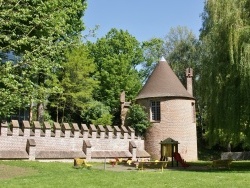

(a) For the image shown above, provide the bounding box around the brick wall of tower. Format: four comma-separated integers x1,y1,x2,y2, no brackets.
137,97,198,161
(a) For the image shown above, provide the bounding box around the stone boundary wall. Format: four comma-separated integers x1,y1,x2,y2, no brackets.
221,152,250,160
0,120,149,161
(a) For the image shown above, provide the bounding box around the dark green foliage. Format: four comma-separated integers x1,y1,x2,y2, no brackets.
81,101,113,126
126,104,150,135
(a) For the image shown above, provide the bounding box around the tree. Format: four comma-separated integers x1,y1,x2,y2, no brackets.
81,101,113,126
165,26,201,84
0,0,87,122
48,45,98,123
141,27,201,85
200,0,250,148
0,62,26,120
140,38,165,82
88,28,144,123
126,104,150,136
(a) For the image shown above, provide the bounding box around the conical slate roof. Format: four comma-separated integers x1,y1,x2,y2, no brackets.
136,58,193,100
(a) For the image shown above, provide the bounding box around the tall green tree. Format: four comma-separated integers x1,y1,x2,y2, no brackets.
140,38,165,82
88,28,144,123
165,26,201,84
48,45,98,123
141,26,201,85
200,0,250,148
0,0,86,122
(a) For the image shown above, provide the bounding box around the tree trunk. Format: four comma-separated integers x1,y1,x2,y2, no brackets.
29,99,33,122
37,102,44,123
56,106,59,123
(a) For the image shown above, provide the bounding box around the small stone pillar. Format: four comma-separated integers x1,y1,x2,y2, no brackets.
105,125,113,139
53,122,61,137
62,123,71,138
83,140,92,161
127,126,135,140
89,124,97,139
44,122,51,137
1,121,8,136
81,124,89,140
11,120,20,136
33,121,41,137
72,123,79,138
23,121,31,137
97,125,105,139
129,141,137,161
121,126,128,139
26,139,36,161
114,126,121,139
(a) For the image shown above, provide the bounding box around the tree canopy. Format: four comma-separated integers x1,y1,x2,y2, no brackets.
48,45,98,123
200,0,250,148
141,26,200,85
0,0,87,122
88,28,144,123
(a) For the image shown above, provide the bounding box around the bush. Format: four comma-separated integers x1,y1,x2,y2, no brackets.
81,101,113,126
126,104,150,135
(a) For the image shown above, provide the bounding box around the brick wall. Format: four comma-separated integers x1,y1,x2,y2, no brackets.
0,121,147,161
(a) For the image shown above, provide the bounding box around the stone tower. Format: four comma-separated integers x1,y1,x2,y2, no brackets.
136,57,197,161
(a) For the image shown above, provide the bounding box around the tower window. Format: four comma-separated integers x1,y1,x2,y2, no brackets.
151,101,160,121
192,102,196,123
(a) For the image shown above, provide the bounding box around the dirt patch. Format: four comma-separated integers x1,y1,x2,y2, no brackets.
0,164,38,180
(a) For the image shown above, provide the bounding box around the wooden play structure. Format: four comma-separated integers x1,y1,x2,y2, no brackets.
160,138,189,167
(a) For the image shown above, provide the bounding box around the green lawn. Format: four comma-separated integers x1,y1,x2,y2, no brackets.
0,160,250,188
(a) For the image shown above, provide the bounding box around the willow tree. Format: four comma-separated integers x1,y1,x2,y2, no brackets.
200,0,250,148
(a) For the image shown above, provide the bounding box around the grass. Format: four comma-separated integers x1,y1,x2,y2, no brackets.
0,160,250,188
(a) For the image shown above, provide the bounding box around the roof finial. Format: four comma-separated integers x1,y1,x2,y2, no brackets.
160,56,166,62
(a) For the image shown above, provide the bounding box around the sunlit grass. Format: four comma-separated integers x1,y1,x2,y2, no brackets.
0,160,250,188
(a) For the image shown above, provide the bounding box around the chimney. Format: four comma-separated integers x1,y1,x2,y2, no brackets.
120,91,131,126
186,68,193,96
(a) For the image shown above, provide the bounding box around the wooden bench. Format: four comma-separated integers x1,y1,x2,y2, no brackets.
136,161,168,171
74,158,92,169
211,159,232,169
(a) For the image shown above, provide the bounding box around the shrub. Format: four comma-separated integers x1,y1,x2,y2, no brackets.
126,104,150,135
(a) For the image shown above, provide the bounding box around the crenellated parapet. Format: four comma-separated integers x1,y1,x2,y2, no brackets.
0,120,150,161
0,121,138,139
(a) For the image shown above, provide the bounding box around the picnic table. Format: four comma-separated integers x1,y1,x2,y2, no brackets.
74,158,92,169
136,161,168,171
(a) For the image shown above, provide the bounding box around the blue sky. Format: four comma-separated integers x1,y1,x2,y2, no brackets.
82,0,205,42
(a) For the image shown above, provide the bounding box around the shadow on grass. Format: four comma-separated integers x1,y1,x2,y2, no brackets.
75,160,250,173
171,161,250,173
